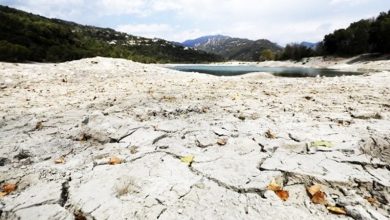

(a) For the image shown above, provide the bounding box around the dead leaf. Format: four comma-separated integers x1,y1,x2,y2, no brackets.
265,129,276,139
0,192,7,197
267,179,282,191
307,184,322,196
267,179,289,201
327,206,347,215
108,156,122,165
365,196,378,205
2,183,17,194
180,155,194,165
275,190,289,201
54,157,65,164
311,191,327,205
217,138,227,146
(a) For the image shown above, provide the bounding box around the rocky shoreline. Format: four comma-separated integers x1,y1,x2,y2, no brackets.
0,57,389,219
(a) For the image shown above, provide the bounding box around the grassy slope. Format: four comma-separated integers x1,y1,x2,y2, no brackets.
0,6,223,63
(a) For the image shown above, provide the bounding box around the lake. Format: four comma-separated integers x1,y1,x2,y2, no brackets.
167,65,363,77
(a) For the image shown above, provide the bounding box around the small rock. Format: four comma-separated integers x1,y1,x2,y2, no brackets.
238,115,246,121
217,138,227,146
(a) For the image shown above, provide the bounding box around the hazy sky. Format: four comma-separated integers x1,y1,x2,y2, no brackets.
1,0,389,44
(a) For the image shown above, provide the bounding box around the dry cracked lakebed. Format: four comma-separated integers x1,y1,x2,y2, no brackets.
0,57,389,220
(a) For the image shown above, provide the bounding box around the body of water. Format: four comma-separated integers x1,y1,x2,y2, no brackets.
168,65,363,77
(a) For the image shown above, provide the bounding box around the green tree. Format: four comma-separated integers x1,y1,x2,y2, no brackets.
322,10,390,56
370,11,390,53
259,49,275,61
349,20,371,54
0,40,31,61
280,44,314,61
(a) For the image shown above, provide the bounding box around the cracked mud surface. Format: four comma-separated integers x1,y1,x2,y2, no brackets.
0,57,389,219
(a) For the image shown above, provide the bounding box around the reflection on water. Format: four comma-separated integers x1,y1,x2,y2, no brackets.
167,65,363,77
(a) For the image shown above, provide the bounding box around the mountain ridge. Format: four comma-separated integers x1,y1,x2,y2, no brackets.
182,35,282,61
182,35,231,48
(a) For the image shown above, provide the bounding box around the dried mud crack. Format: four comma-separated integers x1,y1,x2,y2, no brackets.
1,57,389,220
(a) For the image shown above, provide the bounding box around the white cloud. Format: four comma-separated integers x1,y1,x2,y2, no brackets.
169,29,212,42
151,1,181,12
96,0,180,16
117,23,213,42
2,0,389,44
1,0,94,24
98,0,147,15
117,23,172,38
330,0,369,5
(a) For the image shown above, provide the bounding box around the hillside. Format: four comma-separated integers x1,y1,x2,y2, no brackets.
0,6,222,63
182,35,282,61
182,35,231,48
322,10,390,56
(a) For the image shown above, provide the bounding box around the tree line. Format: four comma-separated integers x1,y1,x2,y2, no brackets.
260,10,390,61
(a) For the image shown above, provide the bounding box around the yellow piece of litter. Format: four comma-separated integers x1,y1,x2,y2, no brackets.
180,155,194,165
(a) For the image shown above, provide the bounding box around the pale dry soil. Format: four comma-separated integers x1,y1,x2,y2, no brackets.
0,57,389,220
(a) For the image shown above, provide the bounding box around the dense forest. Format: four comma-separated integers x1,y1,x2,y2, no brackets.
278,10,390,60
0,6,222,63
322,11,390,56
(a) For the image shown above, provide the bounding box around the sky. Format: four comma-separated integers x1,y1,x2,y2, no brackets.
1,0,389,45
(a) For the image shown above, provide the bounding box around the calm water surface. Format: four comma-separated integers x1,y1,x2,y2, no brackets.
168,65,363,77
